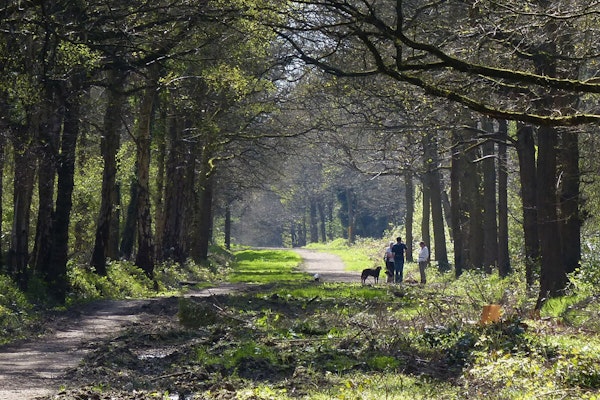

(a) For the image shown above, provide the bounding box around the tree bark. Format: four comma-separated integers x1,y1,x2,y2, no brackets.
482,118,498,273
318,199,327,243
9,124,36,290
134,73,158,278
91,71,125,275
119,172,138,259
558,131,581,274
309,198,319,243
31,85,60,277
423,132,449,271
465,137,484,270
346,188,355,244
450,128,465,276
497,119,511,277
47,77,81,303
0,134,5,265
153,110,167,257
421,178,431,256
161,116,187,263
516,124,540,288
404,169,414,262
430,174,449,271
536,125,568,308
193,174,214,261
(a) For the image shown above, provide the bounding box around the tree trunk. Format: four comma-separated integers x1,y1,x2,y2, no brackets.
161,117,187,263
441,190,453,241
91,71,125,275
464,137,484,270
31,85,60,277
450,128,465,277
558,131,581,274
318,199,327,243
193,174,214,261
404,169,414,262
134,74,158,278
153,110,167,257
482,118,498,273
119,172,138,259
423,131,448,271
47,78,81,303
9,125,36,290
0,134,5,264
497,119,511,277
536,125,568,308
516,124,540,288
108,183,121,260
309,198,318,243
533,8,569,309
224,201,232,250
421,179,431,255
346,188,355,244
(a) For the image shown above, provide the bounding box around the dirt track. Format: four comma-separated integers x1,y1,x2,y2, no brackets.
0,249,354,400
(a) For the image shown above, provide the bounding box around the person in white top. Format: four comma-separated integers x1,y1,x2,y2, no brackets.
417,241,429,284
384,242,395,283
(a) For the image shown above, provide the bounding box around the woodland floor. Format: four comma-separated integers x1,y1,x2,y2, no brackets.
0,249,356,400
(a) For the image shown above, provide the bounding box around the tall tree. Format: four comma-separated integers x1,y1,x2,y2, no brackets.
423,130,449,271
516,124,540,288
497,120,511,277
90,70,126,275
133,68,159,278
481,118,498,273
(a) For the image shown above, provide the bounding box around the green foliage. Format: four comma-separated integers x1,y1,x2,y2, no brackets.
67,260,156,303
55,42,101,75
70,154,104,260
366,355,401,371
0,275,34,344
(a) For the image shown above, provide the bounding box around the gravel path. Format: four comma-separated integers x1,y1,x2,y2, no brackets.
0,249,354,399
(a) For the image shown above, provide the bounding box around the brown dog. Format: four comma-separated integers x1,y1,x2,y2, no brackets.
361,266,382,284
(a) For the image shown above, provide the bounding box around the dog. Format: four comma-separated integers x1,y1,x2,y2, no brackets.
361,266,382,284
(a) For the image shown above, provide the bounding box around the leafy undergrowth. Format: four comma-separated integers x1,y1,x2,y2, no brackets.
42,279,600,400
24,247,600,399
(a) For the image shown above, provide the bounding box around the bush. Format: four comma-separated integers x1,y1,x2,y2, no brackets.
0,275,34,344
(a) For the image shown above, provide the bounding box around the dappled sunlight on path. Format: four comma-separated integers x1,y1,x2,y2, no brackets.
293,248,358,283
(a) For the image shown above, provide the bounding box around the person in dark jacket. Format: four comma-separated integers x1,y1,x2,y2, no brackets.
391,237,407,283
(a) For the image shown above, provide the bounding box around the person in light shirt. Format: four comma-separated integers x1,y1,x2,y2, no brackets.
417,241,429,284
384,241,395,283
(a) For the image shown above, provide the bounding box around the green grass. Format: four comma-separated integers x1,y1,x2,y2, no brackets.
305,238,378,271
229,249,310,284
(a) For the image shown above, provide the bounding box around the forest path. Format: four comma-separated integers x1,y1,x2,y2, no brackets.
0,249,355,400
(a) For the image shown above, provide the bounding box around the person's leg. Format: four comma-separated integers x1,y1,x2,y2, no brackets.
395,260,404,283
419,261,426,284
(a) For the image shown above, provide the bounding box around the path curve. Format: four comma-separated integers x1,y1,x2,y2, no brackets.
0,249,355,399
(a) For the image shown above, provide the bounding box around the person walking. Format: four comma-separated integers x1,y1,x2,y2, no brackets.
391,237,407,283
384,241,395,283
418,241,429,284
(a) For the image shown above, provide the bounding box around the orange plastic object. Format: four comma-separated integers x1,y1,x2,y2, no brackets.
480,304,502,324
